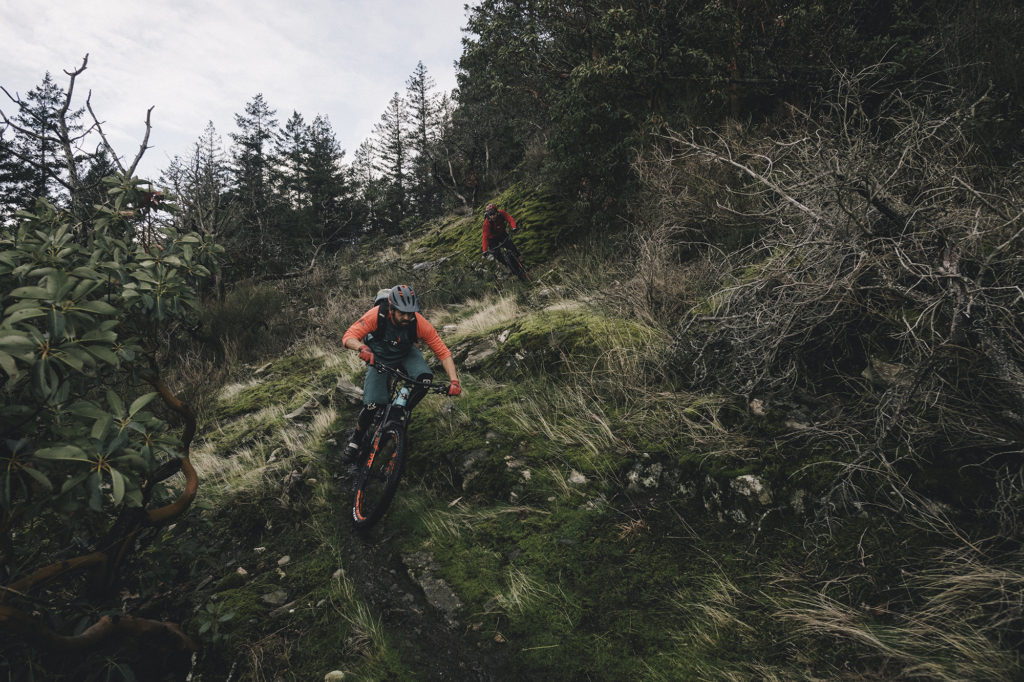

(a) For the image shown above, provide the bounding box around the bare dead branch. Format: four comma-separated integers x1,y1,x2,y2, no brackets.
85,90,127,175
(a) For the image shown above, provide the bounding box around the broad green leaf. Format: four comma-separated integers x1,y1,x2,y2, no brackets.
5,307,47,324
112,453,147,469
33,360,52,397
0,350,19,380
76,300,117,315
48,309,66,340
106,389,125,416
109,467,125,504
71,266,102,279
80,328,117,342
87,472,102,511
0,335,35,351
21,466,53,491
67,401,107,419
128,391,158,416
92,414,113,440
10,286,52,300
61,471,90,493
85,344,119,365
71,277,101,300
53,350,85,372
34,445,88,461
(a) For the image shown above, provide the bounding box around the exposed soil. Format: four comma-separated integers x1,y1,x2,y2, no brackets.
340,514,510,681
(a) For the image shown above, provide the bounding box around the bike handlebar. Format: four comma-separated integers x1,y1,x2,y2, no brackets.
373,363,451,394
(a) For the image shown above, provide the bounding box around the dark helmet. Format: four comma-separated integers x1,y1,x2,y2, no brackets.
388,284,420,313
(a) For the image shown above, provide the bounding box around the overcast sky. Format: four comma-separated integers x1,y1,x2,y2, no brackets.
0,0,471,179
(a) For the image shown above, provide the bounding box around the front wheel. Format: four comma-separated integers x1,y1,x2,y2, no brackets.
351,423,407,528
500,244,530,282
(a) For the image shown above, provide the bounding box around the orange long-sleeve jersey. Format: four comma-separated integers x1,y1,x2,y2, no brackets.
342,306,452,362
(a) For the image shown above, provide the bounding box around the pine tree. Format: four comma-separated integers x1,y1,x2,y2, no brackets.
5,73,81,209
353,139,387,233
304,114,354,248
229,94,278,268
161,122,235,240
405,61,441,217
161,121,234,294
372,92,409,230
271,110,308,211
0,128,33,226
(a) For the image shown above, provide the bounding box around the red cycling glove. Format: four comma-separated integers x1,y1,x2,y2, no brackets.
358,345,374,366
448,379,462,396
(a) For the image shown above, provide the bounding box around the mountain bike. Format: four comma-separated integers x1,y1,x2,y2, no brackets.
490,234,530,282
350,363,451,529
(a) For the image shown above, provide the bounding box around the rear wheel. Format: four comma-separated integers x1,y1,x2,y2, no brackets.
351,423,407,528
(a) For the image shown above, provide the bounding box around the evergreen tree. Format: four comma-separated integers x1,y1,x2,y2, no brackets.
405,61,441,217
5,73,81,209
304,114,355,248
371,92,409,230
353,139,387,233
77,146,120,225
0,128,32,226
161,121,235,293
431,92,472,210
229,93,278,269
271,110,308,211
161,122,235,241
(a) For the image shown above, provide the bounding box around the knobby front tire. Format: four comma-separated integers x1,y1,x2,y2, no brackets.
351,423,407,529
499,245,530,282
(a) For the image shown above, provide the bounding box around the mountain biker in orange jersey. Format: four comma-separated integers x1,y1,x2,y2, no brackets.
341,284,461,460
481,203,518,255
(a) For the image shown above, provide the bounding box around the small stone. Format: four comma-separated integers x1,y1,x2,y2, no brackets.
277,555,291,566
325,670,347,681
236,567,248,577
262,589,288,606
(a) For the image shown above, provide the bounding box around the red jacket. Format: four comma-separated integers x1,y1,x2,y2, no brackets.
481,209,517,252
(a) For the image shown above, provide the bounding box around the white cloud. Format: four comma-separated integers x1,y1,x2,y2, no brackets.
0,0,469,178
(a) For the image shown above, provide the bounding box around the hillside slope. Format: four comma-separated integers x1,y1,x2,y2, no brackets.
143,168,1022,681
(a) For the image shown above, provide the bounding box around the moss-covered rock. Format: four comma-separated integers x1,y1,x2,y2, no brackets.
412,181,570,266
468,303,663,378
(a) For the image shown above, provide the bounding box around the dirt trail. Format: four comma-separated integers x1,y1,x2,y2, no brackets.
338,504,508,680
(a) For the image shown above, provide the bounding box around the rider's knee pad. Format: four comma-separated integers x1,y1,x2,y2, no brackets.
416,373,433,385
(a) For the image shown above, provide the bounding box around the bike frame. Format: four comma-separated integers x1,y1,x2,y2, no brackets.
361,364,449,455
491,235,530,281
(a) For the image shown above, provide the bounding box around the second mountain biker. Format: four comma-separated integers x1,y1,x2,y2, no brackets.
481,203,527,280
341,284,462,460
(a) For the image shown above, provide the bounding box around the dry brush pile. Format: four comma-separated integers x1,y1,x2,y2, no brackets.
626,68,1024,676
